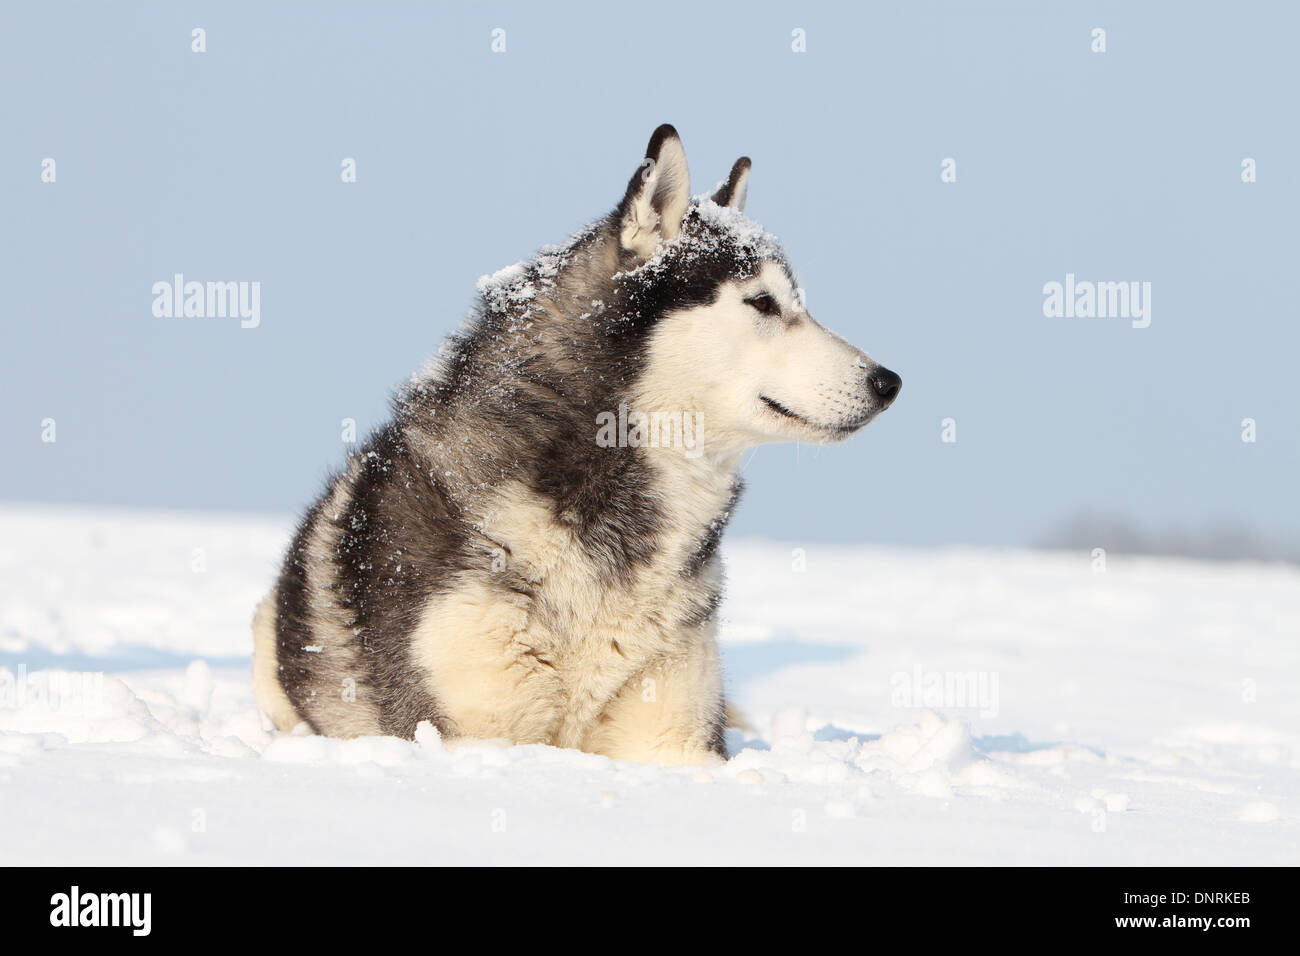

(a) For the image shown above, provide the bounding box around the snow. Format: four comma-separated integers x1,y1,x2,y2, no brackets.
473,230,593,315
1,505,1297,865
617,196,786,284
692,193,783,256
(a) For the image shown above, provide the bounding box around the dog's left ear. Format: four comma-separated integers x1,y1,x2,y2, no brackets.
711,157,751,212
618,124,691,259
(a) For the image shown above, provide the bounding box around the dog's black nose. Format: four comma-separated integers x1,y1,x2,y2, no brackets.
869,367,902,406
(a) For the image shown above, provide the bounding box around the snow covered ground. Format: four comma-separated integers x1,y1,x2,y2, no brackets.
1,504,1296,865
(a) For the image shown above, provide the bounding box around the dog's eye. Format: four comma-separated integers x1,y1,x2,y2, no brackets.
745,293,779,317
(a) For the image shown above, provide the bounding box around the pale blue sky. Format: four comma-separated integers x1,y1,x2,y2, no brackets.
2,1,1296,547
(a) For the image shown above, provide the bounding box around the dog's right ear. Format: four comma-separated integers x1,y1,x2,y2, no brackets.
618,124,691,260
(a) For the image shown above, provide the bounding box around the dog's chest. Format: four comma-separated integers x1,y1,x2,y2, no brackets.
409,474,729,746
481,478,723,663
528,527,712,669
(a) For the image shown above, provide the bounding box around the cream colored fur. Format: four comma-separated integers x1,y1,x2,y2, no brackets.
251,593,300,732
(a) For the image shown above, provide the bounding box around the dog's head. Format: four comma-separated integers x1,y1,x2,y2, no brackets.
613,125,900,454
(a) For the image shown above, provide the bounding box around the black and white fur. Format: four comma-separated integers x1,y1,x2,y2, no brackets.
253,125,901,765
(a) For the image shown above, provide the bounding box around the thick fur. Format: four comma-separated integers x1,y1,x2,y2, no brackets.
253,125,900,766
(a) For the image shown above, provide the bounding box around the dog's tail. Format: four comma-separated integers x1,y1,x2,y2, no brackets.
251,590,304,732
725,700,754,732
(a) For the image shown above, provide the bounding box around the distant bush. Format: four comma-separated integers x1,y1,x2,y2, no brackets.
1035,510,1300,564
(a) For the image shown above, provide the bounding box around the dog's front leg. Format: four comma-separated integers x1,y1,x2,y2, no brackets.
581,632,727,766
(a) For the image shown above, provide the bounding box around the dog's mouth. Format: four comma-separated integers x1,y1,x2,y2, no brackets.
759,395,871,437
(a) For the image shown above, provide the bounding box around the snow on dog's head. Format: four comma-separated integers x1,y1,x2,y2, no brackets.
614,124,901,455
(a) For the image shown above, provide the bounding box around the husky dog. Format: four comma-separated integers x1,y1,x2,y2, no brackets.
253,125,901,765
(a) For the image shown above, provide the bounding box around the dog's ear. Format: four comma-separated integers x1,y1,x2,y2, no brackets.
711,157,751,212
618,124,691,259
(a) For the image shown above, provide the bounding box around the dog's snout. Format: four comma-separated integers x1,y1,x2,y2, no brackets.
868,367,902,406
